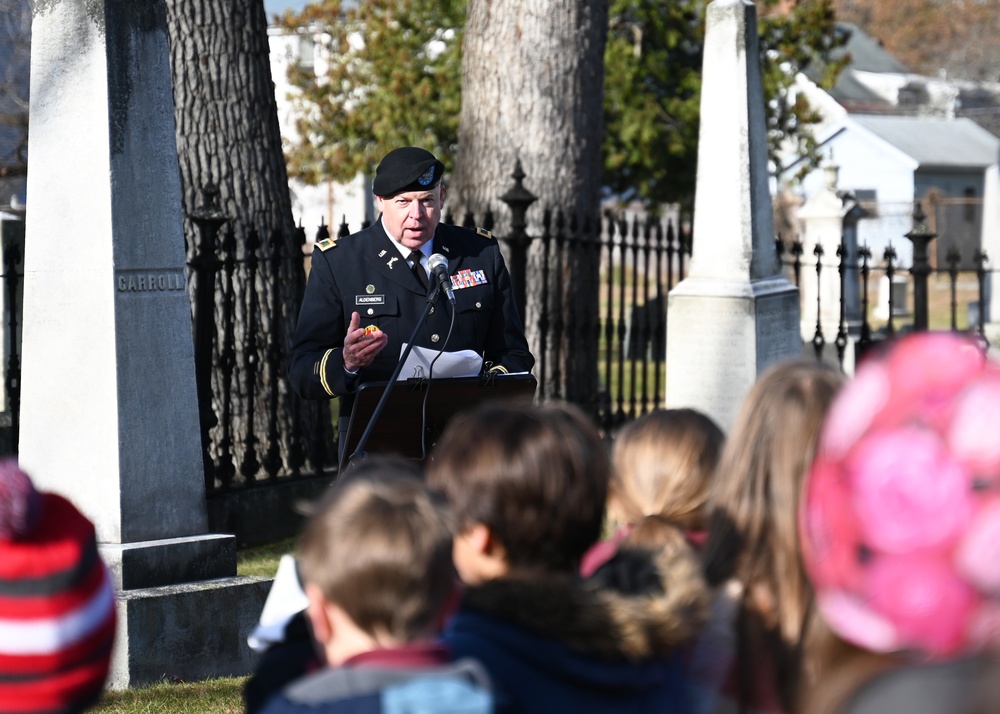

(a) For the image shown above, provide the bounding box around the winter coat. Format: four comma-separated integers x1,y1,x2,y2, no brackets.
443,545,709,713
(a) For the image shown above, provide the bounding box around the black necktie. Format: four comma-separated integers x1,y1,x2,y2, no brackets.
409,250,428,292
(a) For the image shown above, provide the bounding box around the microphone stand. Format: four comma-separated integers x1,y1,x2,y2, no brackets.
346,281,444,468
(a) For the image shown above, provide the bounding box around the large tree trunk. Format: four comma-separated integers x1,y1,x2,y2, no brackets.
164,0,324,485
454,0,608,404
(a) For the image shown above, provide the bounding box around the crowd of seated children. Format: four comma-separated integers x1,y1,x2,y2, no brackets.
247,333,1000,714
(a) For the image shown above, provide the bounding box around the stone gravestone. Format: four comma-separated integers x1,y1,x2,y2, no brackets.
797,162,863,372
665,0,801,430
19,0,268,687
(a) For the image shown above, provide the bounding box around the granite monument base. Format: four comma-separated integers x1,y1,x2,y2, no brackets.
666,276,801,430
108,575,272,690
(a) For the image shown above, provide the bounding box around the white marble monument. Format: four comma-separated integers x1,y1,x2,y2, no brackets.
19,0,267,688
665,0,801,430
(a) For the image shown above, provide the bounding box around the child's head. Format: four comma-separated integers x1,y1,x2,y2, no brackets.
297,458,453,656
0,460,116,714
427,401,609,581
803,332,1000,661
610,408,724,533
705,359,843,642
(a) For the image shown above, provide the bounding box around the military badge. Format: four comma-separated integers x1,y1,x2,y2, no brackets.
417,166,436,186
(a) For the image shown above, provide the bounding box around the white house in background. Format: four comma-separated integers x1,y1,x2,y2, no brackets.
798,115,1000,267
268,26,373,245
781,24,1000,269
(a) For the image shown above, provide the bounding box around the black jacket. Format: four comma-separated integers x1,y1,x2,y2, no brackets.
288,219,534,407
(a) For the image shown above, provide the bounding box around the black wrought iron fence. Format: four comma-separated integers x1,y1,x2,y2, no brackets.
187,187,334,496
5,185,995,503
0,214,23,457
777,201,993,371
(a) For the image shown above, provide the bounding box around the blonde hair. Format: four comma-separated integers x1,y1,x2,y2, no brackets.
610,408,724,533
297,458,454,642
704,359,843,711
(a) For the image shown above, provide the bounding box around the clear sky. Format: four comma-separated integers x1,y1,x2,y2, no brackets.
263,0,311,16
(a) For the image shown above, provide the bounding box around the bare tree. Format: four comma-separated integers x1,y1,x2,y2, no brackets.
164,0,322,484
454,0,609,403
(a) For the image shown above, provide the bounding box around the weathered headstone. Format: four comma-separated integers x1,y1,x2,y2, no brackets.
19,0,268,688
665,0,801,430
798,163,862,372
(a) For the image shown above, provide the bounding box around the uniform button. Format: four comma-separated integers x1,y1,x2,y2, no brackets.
367,308,374,315
475,301,482,309
429,306,435,315
431,334,440,343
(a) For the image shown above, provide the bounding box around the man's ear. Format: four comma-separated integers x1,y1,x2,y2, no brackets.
304,582,333,647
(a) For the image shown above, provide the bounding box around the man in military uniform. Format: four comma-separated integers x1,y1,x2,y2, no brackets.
288,147,534,460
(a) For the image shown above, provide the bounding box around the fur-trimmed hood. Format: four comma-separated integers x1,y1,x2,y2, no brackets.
455,543,709,662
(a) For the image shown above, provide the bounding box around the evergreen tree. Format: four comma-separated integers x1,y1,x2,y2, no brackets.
278,1,844,207
602,0,847,209
278,0,465,185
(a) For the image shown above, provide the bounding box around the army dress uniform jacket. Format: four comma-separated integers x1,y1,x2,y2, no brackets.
287,219,534,409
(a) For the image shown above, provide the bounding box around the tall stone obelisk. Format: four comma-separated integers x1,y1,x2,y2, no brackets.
665,0,801,430
19,0,267,687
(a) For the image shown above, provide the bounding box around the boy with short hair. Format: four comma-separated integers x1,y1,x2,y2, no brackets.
427,402,708,713
257,458,491,714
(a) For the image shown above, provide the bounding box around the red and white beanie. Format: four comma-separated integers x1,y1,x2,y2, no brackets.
0,459,116,713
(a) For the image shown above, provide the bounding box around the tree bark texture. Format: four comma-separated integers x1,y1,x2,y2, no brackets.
455,0,609,403
165,0,328,485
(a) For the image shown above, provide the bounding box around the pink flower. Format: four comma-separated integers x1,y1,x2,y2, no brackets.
802,459,863,591
887,333,985,401
867,555,978,658
948,374,1000,476
848,426,973,554
817,590,899,653
955,499,1000,594
820,361,890,460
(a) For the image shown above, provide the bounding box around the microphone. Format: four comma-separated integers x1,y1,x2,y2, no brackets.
428,253,456,305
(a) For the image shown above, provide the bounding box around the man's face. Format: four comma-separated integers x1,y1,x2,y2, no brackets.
376,184,445,250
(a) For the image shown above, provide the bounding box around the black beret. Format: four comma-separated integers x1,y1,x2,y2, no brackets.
372,147,445,197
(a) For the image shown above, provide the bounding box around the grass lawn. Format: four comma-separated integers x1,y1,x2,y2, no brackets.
93,677,248,714
91,538,296,713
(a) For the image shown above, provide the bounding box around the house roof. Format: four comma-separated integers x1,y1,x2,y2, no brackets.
833,23,910,75
806,24,908,109
852,115,1000,169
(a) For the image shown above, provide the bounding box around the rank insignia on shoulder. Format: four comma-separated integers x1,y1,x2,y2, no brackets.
315,238,337,252
476,227,493,240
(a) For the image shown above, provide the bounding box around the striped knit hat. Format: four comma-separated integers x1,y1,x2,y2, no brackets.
0,460,116,713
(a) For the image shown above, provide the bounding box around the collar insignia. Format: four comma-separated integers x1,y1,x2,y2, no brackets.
387,256,399,270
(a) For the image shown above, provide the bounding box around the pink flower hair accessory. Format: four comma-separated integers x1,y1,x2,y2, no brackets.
802,332,1000,660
